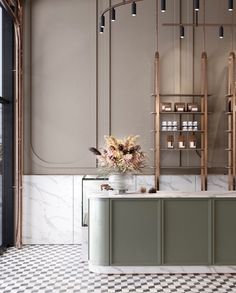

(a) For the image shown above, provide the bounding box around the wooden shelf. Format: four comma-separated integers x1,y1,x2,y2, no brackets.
160,166,205,169
226,52,236,190
160,148,203,151
160,130,204,133
159,94,211,97
160,111,204,115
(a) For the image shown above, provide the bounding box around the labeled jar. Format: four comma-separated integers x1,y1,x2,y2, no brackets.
189,134,197,148
167,135,174,149
178,135,186,148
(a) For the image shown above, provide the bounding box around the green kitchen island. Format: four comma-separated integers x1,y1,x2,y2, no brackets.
88,192,236,274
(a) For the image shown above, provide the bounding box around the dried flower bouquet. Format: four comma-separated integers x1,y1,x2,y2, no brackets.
89,135,145,174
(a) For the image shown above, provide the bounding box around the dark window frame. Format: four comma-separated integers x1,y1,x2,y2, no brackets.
1,6,14,248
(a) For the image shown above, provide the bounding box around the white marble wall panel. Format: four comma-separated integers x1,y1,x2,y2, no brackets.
196,175,228,192
73,176,88,260
136,175,155,192
207,175,228,191
73,175,83,244
159,175,196,192
23,176,74,244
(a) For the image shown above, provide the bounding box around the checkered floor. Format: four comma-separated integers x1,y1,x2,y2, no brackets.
0,245,236,293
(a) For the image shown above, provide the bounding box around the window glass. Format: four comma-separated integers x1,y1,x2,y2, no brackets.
0,7,3,247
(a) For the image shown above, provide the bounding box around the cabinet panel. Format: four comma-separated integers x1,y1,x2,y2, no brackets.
111,199,160,265
89,199,110,265
214,199,236,264
163,199,210,265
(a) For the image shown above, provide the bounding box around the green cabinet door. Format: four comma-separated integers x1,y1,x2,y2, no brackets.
214,199,236,264
163,199,210,265
111,199,161,266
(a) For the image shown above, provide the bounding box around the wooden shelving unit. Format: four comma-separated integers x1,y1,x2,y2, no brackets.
152,52,209,191
226,52,236,190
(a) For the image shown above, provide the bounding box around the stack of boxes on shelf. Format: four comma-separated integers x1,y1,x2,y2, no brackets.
161,102,199,112
161,120,178,131
161,120,198,132
182,121,198,131
160,101,199,150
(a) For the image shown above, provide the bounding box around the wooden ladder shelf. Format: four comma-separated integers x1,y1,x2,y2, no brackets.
152,52,209,191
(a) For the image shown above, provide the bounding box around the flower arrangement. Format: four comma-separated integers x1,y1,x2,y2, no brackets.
89,135,145,174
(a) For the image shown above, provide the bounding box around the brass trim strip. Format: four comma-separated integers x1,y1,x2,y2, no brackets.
227,52,235,190
109,0,111,135
154,52,160,190
200,52,208,191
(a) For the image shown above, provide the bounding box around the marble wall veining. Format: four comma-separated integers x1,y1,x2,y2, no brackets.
23,176,74,244
23,174,229,244
196,175,228,192
159,175,197,192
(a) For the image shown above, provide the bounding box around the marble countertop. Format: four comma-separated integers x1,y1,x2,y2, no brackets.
88,191,236,199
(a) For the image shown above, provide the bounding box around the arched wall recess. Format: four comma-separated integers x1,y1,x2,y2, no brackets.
24,0,98,172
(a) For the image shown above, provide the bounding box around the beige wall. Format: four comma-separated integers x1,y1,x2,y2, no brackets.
24,0,236,174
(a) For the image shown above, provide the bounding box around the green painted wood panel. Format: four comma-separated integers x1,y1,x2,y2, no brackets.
214,199,236,264
163,199,210,265
89,198,110,265
111,199,161,265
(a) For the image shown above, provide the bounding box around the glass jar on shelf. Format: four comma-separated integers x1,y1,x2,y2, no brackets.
178,135,186,148
167,135,174,149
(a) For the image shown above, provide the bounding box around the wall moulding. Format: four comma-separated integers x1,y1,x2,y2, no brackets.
24,0,98,173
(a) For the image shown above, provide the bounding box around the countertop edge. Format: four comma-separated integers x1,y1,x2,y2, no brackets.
88,191,236,199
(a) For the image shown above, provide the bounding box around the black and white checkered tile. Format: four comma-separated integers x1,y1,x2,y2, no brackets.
0,245,236,293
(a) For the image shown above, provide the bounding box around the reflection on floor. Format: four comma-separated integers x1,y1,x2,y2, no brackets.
0,245,236,293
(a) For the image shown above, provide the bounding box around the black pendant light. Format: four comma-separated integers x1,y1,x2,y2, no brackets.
194,0,200,11
100,14,105,28
180,25,185,39
111,8,116,22
219,26,224,38
131,1,136,16
161,0,166,12
228,0,233,11
99,26,104,34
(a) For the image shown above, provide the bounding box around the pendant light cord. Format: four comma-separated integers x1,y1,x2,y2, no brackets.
203,0,206,52
156,0,159,52
231,8,234,51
